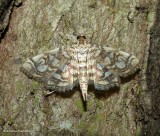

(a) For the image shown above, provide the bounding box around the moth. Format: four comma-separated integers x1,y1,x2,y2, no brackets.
21,35,139,101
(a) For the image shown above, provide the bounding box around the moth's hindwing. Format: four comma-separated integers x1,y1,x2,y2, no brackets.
89,63,120,90
99,47,139,77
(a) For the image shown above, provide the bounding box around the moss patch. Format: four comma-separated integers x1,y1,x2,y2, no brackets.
33,95,41,107
15,80,25,93
78,121,97,135
75,99,84,112
136,125,142,136
2,133,13,136
31,81,40,90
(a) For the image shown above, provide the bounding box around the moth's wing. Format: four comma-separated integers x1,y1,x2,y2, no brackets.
20,48,78,92
88,45,139,91
45,61,78,92
89,62,120,90
97,47,140,77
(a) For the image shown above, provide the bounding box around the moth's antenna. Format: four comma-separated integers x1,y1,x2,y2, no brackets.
100,14,115,45
76,1,86,35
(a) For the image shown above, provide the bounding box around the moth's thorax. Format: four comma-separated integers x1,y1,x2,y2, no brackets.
79,39,85,45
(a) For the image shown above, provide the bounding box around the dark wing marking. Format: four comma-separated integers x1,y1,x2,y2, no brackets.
20,48,78,92
97,47,140,77
89,62,120,90
88,45,139,91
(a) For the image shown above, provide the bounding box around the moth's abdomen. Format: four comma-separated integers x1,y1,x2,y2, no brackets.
78,59,88,82
78,64,88,101
76,47,89,100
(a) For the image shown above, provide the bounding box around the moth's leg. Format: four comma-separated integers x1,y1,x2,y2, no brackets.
44,90,55,97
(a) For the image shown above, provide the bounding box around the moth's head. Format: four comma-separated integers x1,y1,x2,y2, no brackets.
77,35,86,45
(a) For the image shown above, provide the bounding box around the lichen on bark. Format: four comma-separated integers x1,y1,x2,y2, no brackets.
0,0,157,135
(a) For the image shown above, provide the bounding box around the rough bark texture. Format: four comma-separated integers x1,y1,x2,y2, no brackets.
140,0,160,135
0,0,22,38
0,0,157,135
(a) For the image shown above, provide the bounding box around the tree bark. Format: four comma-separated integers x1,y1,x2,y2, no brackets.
140,0,160,135
0,0,157,135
